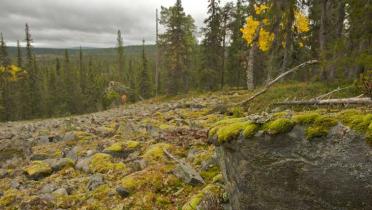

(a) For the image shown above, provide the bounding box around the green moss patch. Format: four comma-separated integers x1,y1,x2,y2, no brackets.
142,143,173,162
264,118,295,135
216,121,252,143
293,112,321,124
89,153,126,173
210,109,372,143
242,123,259,138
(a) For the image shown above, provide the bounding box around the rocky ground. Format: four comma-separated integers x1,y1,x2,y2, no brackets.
0,91,249,210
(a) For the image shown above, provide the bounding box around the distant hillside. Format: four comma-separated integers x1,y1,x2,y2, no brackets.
7,45,156,58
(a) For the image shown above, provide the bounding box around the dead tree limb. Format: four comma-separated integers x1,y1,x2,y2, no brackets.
237,60,319,106
313,86,352,100
274,97,372,106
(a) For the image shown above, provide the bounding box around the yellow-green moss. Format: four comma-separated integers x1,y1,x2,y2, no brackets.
242,123,259,138
212,174,223,184
265,118,295,135
126,140,141,149
273,111,290,119
182,184,221,210
142,143,172,162
55,193,87,209
229,106,244,117
91,184,110,199
120,167,167,193
293,112,321,124
75,131,94,142
200,166,220,181
216,121,251,143
89,153,126,173
305,116,338,140
337,110,372,133
208,118,246,137
104,143,123,152
24,161,52,177
0,189,17,207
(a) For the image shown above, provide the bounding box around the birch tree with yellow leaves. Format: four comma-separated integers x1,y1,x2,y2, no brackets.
241,1,310,90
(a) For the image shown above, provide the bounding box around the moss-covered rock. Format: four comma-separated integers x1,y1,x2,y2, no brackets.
120,167,171,194
142,143,172,162
89,153,126,173
24,161,52,179
182,184,221,210
242,123,259,138
337,109,372,134
293,112,321,124
0,189,17,207
305,116,338,140
265,118,295,135
214,121,252,143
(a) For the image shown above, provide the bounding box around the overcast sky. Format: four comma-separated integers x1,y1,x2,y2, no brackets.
0,0,232,48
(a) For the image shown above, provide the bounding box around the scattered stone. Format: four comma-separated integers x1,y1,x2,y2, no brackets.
163,149,205,186
47,158,75,172
37,136,50,144
173,163,205,186
65,146,79,161
116,186,130,198
40,184,57,194
62,132,76,141
87,173,104,191
75,157,92,173
52,188,68,196
86,150,96,157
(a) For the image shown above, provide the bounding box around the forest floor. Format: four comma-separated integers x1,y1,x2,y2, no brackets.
0,82,366,209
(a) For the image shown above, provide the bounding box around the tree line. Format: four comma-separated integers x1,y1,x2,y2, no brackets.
0,0,371,121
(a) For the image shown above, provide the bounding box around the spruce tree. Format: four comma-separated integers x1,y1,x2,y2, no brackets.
201,0,223,90
16,40,22,68
139,39,151,99
117,30,125,82
159,0,196,95
227,0,246,88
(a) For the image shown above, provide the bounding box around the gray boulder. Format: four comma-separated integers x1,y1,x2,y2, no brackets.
214,125,372,210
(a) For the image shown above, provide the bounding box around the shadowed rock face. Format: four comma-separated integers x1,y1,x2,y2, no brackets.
215,125,372,210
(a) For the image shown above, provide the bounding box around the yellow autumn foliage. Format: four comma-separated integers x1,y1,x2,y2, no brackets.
254,4,269,15
258,28,275,52
294,10,310,33
241,3,310,51
240,16,259,46
0,65,24,82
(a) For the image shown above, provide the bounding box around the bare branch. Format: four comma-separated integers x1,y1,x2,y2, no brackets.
274,97,372,106
237,60,319,106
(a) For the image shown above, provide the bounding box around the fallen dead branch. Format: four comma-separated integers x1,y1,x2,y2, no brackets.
313,86,352,100
274,97,372,106
237,60,319,106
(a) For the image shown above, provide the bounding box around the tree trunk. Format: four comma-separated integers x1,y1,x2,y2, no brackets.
319,0,328,80
247,43,257,90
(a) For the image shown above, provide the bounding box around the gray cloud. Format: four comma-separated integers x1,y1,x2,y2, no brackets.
0,0,232,48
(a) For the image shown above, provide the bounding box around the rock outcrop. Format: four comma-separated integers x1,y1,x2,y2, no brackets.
211,113,372,210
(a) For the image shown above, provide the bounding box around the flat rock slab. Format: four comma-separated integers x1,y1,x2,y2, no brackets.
216,125,372,210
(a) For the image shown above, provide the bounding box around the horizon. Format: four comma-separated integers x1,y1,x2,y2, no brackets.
1,0,231,48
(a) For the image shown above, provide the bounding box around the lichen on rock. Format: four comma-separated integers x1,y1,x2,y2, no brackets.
24,161,53,179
